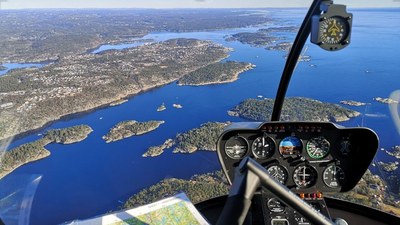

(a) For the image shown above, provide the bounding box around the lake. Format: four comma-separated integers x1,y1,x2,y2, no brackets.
0,8,399,225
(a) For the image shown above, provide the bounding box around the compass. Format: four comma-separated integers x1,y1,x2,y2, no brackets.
311,4,353,51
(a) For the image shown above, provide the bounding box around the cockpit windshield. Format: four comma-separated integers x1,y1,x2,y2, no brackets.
0,1,399,224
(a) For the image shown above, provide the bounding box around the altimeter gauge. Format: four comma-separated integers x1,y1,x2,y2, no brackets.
252,135,275,159
311,4,353,51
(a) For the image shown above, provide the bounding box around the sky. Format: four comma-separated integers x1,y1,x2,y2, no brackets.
1,0,399,9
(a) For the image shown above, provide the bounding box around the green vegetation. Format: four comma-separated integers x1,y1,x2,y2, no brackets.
0,125,92,179
228,97,360,122
103,120,165,143
124,171,229,209
177,61,254,86
327,169,400,216
142,122,230,157
226,32,278,47
0,38,230,140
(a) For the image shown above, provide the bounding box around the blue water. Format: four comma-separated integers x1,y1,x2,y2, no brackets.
0,63,46,76
0,8,399,225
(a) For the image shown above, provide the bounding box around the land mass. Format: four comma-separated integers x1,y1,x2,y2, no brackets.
226,32,279,47
177,61,255,86
109,99,128,107
386,146,400,159
142,122,230,157
0,125,92,179
340,100,367,106
374,97,399,104
0,65,6,71
102,120,164,143
378,161,399,172
228,97,360,122
124,171,229,209
0,38,231,140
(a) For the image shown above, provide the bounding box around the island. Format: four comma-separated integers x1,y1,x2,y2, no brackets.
340,100,367,106
172,104,183,109
0,38,232,140
225,32,279,47
228,97,360,122
142,122,230,157
0,65,6,71
0,125,93,179
102,120,164,143
109,99,128,107
267,42,292,51
378,161,399,172
124,171,229,209
177,61,255,86
386,146,400,159
374,97,399,104
157,103,166,112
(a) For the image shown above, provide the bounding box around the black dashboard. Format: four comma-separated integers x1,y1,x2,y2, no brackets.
217,122,378,193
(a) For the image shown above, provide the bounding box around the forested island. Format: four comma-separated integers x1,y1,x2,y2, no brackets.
226,32,278,47
340,100,367,106
102,120,164,143
177,61,254,86
124,171,229,209
0,125,92,179
142,122,230,157
228,97,360,122
0,38,231,140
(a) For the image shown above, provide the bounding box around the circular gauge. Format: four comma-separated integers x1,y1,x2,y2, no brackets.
267,198,286,213
252,136,275,159
319,16,349,45
323,165,345,188
306,136,330,159
224,136,248,159
293,165,317,188
279,136,302,156
267,165,288,184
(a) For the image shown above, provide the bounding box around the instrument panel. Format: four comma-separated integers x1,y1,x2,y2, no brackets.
217,122,378,193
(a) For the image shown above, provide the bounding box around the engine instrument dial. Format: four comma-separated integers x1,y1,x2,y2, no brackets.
267,165,288,185
306,136,330,159
224,136,248,159
293,165,317,188
252,136,275,159
323,165,345,188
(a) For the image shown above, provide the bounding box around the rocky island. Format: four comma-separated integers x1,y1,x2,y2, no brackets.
340,100,367,106
0,125,93,179
177,61,255,86
142,122,230,157
378,161,399,172
228,97,360,122
386,146,400,159
374,97,399,104
102,120,164,143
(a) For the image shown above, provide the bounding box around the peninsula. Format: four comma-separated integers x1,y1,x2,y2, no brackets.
102,120,164,143
0,38,232,140
340,100,367,106
228,97,360,122
0,125,93,179
142,122,230,157
177,61,255,86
